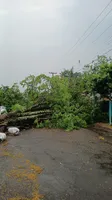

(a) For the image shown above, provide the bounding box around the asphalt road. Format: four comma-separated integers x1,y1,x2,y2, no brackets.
0,128,112,200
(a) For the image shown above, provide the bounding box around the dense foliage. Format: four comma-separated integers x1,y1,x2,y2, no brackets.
0,55,111,130
0,83,24,111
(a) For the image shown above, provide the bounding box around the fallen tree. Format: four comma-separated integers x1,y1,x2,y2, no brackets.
0,103,52,131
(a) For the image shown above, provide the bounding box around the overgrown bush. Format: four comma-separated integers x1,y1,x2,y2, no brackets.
52,111,87,131
34,119,52,129
11,104,25,112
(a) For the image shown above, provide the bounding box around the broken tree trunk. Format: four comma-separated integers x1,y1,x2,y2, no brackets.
0,103,52,131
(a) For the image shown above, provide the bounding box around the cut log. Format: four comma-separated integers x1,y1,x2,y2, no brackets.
0,102,52,130
26,103,51,112
16,110,52,117
0,114,8,122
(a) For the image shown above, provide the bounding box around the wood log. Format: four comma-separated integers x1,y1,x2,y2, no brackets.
25,103,51,112
7,112,52,129
0,114,8,122
0,102,52,130
16,110,52,117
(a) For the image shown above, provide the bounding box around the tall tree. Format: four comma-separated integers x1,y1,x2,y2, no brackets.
0,83,24,111
84,56,112,98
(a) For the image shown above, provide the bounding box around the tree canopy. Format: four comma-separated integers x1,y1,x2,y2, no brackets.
0,55,111,130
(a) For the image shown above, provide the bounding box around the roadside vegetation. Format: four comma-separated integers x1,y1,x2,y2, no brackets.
0,56,112,131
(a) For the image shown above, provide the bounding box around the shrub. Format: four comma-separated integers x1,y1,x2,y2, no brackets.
44,120,52,128
11,104,25,112
52,112,87,131
37,122,44,128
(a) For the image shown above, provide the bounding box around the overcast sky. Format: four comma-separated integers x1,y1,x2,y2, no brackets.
0,0,112,85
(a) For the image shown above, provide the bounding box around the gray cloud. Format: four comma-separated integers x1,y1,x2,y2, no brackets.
0,0,112,85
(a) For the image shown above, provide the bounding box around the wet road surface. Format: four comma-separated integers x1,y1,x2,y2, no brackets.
0,128,112,200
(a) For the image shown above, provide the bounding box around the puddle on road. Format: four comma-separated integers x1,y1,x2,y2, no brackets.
94,150,112,175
